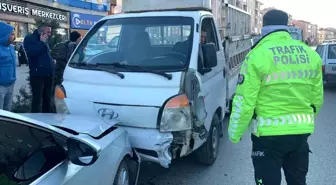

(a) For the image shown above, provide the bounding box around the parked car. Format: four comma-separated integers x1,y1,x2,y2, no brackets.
0,110,140,185
315,42,336,84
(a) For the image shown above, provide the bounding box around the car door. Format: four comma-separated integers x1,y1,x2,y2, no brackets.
0,115,68,185
325,44,336,75
199,16,226,131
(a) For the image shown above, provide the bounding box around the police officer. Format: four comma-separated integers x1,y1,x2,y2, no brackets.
228,9,324,185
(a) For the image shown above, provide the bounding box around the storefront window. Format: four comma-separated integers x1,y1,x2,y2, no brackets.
17,22,28,39
56,28,68,41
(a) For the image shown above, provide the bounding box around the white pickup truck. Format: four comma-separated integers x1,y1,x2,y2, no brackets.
55,0,251,168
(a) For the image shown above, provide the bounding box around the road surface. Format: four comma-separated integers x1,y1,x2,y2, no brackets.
138,87,336,185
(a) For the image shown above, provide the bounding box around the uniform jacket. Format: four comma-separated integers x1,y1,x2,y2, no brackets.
24,30,54,77
228,31,324,143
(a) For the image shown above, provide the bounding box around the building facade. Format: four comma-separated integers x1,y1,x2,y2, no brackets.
325,28,336,40
0,0,109,42
318,28,336,43
247,0,262,34
288,14,293,25
292,20,319,45
318,28,326,43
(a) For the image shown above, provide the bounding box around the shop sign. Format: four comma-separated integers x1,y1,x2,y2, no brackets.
0,0,67,22
70,12,103,30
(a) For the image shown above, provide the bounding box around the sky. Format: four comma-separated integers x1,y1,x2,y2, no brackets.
261,0,335,28
114,0,334,28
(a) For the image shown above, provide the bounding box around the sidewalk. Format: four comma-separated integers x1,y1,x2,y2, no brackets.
14,65,30,97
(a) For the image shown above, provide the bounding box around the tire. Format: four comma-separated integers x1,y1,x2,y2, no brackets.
195,114,221,165
113,160,130,185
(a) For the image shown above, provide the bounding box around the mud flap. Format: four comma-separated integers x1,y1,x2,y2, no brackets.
130,149,141,185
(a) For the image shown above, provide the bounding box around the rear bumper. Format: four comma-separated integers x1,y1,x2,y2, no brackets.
121,126,173,168
323,74,336,83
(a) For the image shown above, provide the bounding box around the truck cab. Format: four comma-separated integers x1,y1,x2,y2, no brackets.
288,25,303,41
55,0,248,168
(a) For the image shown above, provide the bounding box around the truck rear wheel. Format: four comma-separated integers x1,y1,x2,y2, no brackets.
195,114,220,165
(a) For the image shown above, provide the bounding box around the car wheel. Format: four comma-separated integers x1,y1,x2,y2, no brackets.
113,160,130,185
195,114,220,165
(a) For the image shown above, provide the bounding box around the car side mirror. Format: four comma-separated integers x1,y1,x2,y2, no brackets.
67,137,101,166
202,43,218,68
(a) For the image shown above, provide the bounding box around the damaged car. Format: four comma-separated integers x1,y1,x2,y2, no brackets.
0,110,140,185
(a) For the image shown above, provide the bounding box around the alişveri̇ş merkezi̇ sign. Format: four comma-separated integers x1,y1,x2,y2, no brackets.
0,1,67,21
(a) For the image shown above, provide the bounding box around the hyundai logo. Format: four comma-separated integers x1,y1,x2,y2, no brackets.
98,108,119,120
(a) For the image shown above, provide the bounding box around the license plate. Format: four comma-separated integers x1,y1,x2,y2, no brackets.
332,67,336,71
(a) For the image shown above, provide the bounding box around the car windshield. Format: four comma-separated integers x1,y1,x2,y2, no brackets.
68,16,194,71
0,120,66,184
328,44,336,59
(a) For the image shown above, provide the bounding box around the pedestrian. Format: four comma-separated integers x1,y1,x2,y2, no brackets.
0,22,16,111
200,30,207,45
228,9,324,185
52,31,81,86
24,23,55,113
305,40,309,45
18,44,28,67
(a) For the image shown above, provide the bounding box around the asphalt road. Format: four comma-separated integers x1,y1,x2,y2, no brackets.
137,87,336,185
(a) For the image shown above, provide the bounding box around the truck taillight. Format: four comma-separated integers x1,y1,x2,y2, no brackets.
322,65,325,73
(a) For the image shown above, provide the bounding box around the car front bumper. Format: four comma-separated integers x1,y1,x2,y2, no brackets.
122,127,173,168
324,74,336,83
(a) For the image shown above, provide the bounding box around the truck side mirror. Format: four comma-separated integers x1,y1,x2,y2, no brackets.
202,43,218,68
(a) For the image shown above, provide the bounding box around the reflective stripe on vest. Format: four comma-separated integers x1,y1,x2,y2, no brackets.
256,113,315,127
264,69,319,83
241,62,248,75
229,95,244,138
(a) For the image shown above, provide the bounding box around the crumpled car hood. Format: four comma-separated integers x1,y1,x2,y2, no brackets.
21,113,119,137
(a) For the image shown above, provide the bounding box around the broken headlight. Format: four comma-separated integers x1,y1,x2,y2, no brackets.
159,94,192,132
54,85,70,114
